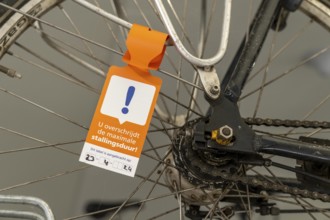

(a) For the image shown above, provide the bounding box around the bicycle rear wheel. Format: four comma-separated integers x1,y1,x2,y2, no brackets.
0,0,329,219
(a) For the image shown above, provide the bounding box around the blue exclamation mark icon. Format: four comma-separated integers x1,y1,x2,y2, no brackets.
121,86,135,114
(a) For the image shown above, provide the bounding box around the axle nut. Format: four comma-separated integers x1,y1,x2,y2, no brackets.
212,125,233,145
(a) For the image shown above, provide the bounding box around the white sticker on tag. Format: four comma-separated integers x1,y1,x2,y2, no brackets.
80,142,138,177
100,75,156,125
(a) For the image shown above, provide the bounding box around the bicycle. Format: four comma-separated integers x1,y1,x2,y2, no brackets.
0,0,329,219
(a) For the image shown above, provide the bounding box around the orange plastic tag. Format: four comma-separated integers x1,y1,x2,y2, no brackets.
79,24,168,177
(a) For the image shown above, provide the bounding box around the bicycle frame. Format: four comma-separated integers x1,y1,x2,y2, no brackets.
206,0,330,166
73,0,330,166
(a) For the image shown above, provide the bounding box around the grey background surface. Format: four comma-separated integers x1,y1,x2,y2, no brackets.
0,0,329,219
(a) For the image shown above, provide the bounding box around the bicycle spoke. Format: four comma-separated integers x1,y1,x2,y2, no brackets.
14,42,98,91
142,152,176,170
58,4,105,73
252,9,282,118
145,137,162,160
185,0,218,121
153,112,177,144
159,95,173,122
135,174,169,188
133,167,167,220
173,181,184,220
132,0,205,122
245,184,253,219
158,68,203,90
241,46,330,101
277,130,330,136
147,207,180,220
113,0,204,111
9,49,99,94
0,87,88,130
185,72,201,122
65,184,204,220
0,126,47,145
302,93,330,121
38,24,106,77
110,0,130,39
142,143,171,153
132,0,151,27
250,168,276,184
173,0,188,121
295,198,318,220
231,186,330,214
149,0,197,55
0,166,89,193
132,0,189,90
307,128,323,137
34,27,110,67
159,91,204,117
73,0,131,29
298,197,330,218
267,196,330,213
233,183,251,220
201,0,217,56
0,140,83,156
148,127,178,133
285,93,330,136
204,184,232,220
247,20,313,83
0,126,81,155
153,1,206,122
263,166,320,219
0,2,123,56
228,189,330,217
109,152,171,219
86,1,123,53
152,115,179,129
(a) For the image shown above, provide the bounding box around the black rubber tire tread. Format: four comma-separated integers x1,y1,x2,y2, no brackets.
0,0,63,58
0,0,29,26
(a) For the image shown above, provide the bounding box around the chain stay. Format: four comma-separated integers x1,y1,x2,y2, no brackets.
219,172,330,203
229,118,330,202
176,117,330,208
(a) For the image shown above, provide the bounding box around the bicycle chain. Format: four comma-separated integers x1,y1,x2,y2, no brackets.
220,118,330,202
176,118,330,206
244,117,330,129
219,172,330,202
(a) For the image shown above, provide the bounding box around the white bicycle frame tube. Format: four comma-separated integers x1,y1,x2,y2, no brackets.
154,0,232,67
73,0,232,67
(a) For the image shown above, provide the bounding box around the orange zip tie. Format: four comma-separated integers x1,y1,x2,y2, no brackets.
123,24,168,71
